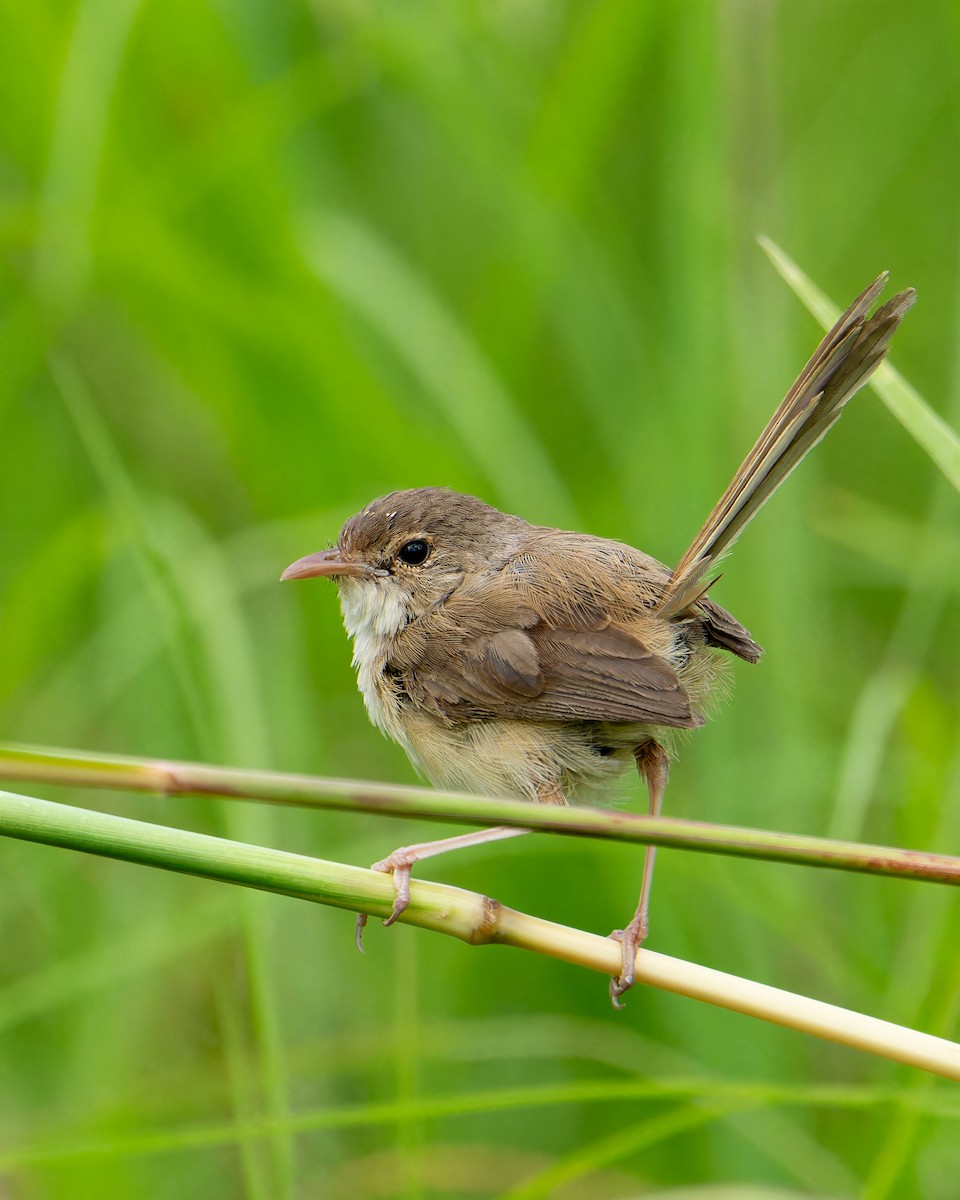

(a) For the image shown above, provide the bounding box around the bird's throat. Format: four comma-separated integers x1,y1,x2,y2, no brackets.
338,578,409,739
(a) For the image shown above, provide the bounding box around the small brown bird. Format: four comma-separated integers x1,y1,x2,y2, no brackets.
283,275,914,1004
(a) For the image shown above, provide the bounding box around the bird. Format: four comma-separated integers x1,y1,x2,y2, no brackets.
282,274,915,1004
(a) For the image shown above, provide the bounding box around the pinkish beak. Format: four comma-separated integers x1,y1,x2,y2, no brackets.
280,548,386,582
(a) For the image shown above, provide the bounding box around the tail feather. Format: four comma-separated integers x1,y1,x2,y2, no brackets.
659,274,915,619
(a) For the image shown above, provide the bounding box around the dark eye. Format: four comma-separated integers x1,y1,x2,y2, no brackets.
397,539,430,566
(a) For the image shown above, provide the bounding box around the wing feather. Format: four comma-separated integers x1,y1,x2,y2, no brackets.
403,620,699,729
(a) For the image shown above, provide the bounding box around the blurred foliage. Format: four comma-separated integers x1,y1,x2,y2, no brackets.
1,0,959,1196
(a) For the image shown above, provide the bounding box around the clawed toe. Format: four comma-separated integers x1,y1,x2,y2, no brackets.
381,863,411,927
369,853,413,926
355,855,413,951
607,919,647,1008
607,929,632,1008
609,973,628,1008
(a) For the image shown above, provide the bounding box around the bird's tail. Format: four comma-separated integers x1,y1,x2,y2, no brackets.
659,274,916,619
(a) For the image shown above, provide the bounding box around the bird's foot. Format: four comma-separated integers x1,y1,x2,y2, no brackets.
607,913,648,1009
354,827,530,951
355,851,414,951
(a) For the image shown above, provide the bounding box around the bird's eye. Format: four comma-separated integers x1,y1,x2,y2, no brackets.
397,539,430,566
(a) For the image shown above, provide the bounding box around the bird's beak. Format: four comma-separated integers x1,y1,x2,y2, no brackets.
280,548,386,582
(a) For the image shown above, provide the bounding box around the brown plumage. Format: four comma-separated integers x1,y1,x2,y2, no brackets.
282,274,915,1003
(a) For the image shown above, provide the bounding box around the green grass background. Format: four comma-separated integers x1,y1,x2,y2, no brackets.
1,0,959,1195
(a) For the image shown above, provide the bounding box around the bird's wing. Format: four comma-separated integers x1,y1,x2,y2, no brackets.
395,582,699,729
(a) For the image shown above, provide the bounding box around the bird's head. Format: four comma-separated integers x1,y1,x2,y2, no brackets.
281,487,527,637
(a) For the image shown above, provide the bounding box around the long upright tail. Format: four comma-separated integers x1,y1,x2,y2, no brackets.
658,274,916,619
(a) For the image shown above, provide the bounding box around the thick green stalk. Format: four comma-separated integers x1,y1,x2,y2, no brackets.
0,785,958,1082
0,742,958,886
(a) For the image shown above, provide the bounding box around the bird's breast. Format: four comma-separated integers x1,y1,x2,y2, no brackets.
338,578,408,741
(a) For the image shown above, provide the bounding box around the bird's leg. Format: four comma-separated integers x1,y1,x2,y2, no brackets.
609,738,669,1007
354,782,566,949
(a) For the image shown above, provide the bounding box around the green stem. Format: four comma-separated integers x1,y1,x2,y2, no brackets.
0,785,958,1082
0,741,958,886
